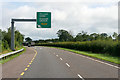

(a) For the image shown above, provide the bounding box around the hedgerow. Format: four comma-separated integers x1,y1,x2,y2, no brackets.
35,40,119,56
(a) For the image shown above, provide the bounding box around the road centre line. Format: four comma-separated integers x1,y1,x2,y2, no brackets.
72,53,120,69
27,65,30,67
66,63,70,67
18,48,38,79
77,74,85,80
20,72,24,76
24,68,28,71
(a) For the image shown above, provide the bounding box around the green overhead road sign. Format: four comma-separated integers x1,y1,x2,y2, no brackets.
37,12,51,28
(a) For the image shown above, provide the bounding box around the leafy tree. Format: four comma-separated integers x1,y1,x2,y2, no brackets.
90,33,99,40
25,37,32,42
15,30,24,47
100,33,108,40
81,31,88,41
118,34,120,41
75,33,83,41
1,27,24,51
106,35,113,41
112,32,118,40
75,31,90,41
57,30,73,41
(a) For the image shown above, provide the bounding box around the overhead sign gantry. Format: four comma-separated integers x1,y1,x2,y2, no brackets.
11,12,51,51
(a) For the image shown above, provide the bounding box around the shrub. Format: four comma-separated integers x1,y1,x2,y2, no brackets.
35,40,119,57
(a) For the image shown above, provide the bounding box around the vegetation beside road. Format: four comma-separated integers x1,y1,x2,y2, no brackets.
1,46,24,55
51,47,119,64
34,29,120,64
34,29,119,57
0,27,25,64
35,40,119,56
0,27,24,54
0,47,26,64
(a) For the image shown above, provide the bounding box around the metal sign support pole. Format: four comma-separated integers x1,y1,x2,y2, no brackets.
11,20,15,51
11,19,36,51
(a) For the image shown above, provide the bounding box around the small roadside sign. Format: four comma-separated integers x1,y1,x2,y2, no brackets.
37,12,51,28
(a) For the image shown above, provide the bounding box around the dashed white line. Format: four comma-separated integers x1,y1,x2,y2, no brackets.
60,58,63,60
56,55,58,57
77,74,84,80
40,48,42,49
66,63,70,67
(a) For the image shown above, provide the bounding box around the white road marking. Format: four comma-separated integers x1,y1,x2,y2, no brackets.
60,58,63,60
77,74,84,80
66,63,70,67
40,48,42,49
72,53,120,69
56,55,58,57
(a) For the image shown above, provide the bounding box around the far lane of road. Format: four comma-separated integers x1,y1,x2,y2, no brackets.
21,46,119,79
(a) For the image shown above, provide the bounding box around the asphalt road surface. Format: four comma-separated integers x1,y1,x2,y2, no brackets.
2,47,35,78
20,46,119,80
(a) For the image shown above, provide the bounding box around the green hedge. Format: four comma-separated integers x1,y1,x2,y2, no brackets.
35,40,120,56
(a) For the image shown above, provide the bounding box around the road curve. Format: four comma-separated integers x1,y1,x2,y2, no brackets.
21,46,119,80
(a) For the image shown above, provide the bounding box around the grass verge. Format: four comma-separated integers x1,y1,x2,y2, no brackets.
1,47,24,55
0,47,26,64
48,46,120,64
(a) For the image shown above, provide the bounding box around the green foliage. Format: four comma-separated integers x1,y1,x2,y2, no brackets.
57,29,73,41
1,27,24,52
2,40,9,50
25,37,32,43
35,40,119,57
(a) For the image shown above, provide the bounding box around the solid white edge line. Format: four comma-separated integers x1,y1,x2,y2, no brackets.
77,74,84,80
72,53,120,69
66,63,70,67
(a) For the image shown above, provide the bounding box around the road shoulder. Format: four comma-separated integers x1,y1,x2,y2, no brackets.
2,47,36,78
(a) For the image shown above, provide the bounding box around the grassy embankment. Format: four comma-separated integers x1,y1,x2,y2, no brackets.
51,47,119,64
0,47,26,64
35,40,120,64
0,47,24,55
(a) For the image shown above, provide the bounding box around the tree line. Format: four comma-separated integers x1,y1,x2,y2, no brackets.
33,29,120,43
34,29,120,56
0,27,24,52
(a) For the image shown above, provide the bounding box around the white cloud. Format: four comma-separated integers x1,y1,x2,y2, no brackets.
1,0,119,3
53,10,67,21
1,1,119,40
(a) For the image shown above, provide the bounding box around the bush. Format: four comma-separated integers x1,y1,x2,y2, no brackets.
35,40,119,57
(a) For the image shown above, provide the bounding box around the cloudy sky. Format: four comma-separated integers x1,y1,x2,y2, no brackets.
0,0,119,40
